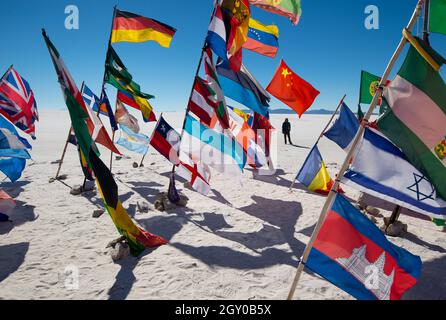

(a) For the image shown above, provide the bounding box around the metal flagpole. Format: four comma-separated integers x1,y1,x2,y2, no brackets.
140,112,163,167
287,0,424,300
289,94,347,191
423,0,430,42
170,2,218,176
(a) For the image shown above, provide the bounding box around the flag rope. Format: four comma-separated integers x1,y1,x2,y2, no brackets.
287,0,424,301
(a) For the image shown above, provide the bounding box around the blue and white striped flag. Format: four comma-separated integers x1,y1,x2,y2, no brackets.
116,124,149,155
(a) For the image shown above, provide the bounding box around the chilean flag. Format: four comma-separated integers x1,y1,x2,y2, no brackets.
306,194,422,300
149,115,181,165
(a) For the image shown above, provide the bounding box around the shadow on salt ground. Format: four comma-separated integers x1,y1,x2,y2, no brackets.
0,201,37,235
125,181,164,204
238,196,304,257
249,168,295,189
287,144,311,149
402,232,446,254
0,180,30,198
0,242,29,283
107,215,186,300
361,193,431,222
404,255,446,300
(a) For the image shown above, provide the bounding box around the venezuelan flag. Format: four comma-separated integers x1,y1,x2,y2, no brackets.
111,10,176,48
295,145,334,195
243,18,279,58
117,89,156,122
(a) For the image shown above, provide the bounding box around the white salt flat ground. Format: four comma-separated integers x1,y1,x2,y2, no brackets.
0,109,445,300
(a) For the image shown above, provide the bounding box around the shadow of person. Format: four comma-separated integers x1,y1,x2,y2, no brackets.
0,242,29,283
404,255,446,300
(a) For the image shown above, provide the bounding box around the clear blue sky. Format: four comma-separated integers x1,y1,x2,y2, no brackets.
1,0,446,112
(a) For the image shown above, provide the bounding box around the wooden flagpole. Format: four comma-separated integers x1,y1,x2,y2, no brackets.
140,112,163,167
287,0,424,300
54,127,73,180
289,94,347,191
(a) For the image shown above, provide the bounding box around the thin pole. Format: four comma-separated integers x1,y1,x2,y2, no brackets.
423,0,430,43
289,94,347,191
140,112,163,167
101,6,118,95
170,2,218,176
54,127,73,179
287,0,424,301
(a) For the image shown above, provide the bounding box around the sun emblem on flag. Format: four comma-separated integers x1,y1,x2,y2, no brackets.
434,137,446,161
369,80,380,97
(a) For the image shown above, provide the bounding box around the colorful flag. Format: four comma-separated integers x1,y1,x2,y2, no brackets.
0,114,30,182
111,9,176,48
180,113,246,178
0,67,38,138
0,113,31,154
150,115,181,165
203,48,230,130
429,0,446,35
343,128,446,220
115,100,140,133
324,103,359,151
377,38,446,200
188,76,216,127
43,30,167,256
211,105,267,168
176,153,212,196
359,70,387,105
306,193,422,300
99,89,118,131
216,63,270,116
78,147,94,181
0,189,16,214
167,173,181,204
251,111,274,163
81,84,118,131
267,59,319,118
206,4,243,71
116,124,150,155
117,88,156,123
243,17,279,58
249,0,302,25
295,145,334,195
357,104,364,121
43,32,120,155
105,47,154,100
221,0,251,56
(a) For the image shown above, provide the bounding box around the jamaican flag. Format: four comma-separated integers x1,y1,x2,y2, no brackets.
105,47,154,100
43,30,167,256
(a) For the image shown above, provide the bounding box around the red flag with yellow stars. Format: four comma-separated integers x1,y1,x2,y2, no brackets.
266,59,320,117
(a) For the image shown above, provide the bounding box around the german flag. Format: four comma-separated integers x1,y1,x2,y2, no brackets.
111,10,176,48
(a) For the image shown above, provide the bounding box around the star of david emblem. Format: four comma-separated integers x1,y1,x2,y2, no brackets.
407,173,436,201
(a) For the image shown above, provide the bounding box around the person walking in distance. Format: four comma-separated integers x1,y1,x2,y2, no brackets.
282,118,292,145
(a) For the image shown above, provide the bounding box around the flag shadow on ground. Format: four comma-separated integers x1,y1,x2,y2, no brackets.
0,242,29,284
404,255,446,300
249,168,294,189
108,215,186,300
0,201,37,236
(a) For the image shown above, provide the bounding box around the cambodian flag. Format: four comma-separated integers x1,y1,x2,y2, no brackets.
306,194,422,300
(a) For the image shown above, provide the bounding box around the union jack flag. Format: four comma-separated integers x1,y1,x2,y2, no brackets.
0,67,38,139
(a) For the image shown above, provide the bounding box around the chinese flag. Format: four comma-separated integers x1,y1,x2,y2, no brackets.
266,60,320,117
